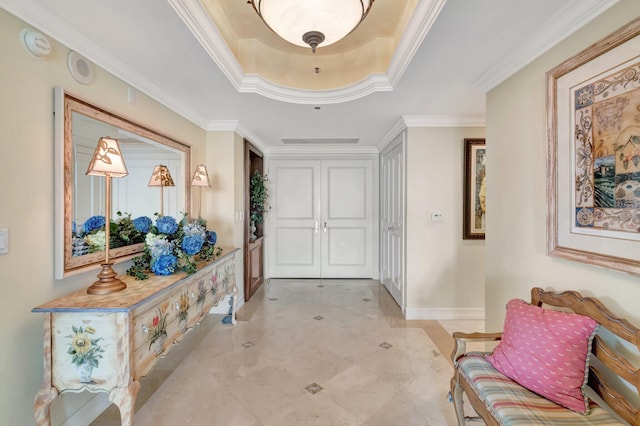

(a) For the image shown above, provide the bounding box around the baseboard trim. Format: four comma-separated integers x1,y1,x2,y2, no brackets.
405,307,485,320
61,393,110,426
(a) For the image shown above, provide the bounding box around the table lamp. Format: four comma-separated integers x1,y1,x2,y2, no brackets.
85,137,128,295
148,164,175,216
191,164,210,219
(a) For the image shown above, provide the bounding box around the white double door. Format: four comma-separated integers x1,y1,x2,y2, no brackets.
268,158,375,278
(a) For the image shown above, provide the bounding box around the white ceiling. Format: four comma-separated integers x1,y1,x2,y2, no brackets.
2,0,619,151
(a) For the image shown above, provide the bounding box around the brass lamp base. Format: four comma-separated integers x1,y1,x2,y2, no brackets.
87,263,127,295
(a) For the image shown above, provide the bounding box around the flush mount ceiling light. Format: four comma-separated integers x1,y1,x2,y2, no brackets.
249,0,374,53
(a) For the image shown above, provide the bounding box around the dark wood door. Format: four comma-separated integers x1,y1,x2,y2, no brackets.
244,140,264,301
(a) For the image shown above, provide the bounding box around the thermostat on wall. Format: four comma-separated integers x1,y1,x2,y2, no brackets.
19,29,51,58
67,51,95,85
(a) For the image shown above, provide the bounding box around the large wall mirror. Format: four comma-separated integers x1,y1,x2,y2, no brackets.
54,87,191,279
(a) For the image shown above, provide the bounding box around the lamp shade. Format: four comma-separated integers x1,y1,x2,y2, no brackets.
148,165,175,187
191,164,211,187
86,137,128,177
251,0,373,52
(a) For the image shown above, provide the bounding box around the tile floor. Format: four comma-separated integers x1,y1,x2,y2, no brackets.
91,279,484,425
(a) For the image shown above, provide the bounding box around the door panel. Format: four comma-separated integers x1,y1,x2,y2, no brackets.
327,167,366,218
275,227,316,265
269,160,321,277
380,134,405,307
327,227,366,265
275,167,316,219
321,160,373,278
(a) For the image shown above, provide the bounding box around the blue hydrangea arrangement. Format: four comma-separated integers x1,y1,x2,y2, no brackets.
75,212,151,255
127,214,221,280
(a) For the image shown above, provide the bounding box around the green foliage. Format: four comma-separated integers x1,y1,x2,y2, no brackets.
250,171,269,225
112,211,146,247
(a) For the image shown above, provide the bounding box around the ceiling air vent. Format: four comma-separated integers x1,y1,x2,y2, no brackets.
281,138,359,144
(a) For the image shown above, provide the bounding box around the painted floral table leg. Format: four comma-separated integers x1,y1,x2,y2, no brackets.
109,380,140,426
231,282,238,325
34,313,58,426
34,386,58,426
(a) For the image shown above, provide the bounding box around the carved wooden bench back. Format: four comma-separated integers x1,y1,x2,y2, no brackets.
531,287,640,425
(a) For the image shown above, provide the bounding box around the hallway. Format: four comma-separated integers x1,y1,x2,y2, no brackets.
92,279,482,425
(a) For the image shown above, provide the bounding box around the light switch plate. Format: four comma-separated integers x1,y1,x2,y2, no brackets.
431,211,444,222
0,228,8,254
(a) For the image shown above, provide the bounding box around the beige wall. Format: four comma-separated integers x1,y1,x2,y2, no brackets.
0,9,214,425
485,0,640,331
406,127,486,317
205,130,245,250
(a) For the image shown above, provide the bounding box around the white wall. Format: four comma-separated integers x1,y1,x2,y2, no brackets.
0,8,241,425
405,127,486,319
486,0,640,331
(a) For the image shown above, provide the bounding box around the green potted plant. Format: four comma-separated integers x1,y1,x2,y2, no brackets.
249,171,269,240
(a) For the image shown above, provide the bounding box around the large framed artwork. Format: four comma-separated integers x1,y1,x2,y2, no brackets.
547,17,640,277
464,138,486,240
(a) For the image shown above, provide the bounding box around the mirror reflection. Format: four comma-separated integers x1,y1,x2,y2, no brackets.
55,88,191,278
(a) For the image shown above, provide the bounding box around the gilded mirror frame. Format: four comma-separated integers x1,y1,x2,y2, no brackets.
54,87,191,279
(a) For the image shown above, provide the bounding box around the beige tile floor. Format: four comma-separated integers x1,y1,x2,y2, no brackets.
92,279,484,426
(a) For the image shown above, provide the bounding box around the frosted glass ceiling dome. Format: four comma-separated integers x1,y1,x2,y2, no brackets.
250,0,374,53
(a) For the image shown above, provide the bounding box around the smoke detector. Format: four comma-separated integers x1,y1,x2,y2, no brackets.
19,29,51,58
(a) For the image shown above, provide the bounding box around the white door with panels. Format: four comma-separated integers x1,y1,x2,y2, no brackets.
380,133,405,308
268,158,374,278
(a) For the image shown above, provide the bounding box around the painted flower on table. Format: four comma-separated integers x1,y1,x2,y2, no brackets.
66,325,104,368
146,303,169,351
178,289,189,323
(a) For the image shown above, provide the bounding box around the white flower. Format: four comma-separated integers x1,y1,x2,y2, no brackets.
147,235,174,258
183,223,206,238
84,231,106,251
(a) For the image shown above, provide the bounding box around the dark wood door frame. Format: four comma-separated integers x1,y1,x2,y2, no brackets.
244,140,264,301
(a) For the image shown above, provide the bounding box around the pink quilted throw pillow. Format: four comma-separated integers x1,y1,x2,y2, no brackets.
486,298,598,413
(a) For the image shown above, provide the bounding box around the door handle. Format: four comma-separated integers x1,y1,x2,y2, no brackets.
323,222,328,232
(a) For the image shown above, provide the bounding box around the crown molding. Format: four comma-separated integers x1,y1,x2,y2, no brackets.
402,115,486,127
238,74,392,105
170,0,444,104
168,0,245,90
2,0,212,130
377,114,485,151
473,0,619,92
265,145,379,156
386,0,447,87
204,120,240,132
204,120,267,152
377,117,408,152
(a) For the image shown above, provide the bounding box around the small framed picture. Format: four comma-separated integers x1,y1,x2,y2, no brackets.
464,138,486,240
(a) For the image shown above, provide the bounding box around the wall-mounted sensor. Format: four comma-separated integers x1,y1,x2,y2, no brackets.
19,29,52,58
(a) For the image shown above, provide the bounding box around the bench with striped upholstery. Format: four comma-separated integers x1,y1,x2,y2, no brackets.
450,288,640,426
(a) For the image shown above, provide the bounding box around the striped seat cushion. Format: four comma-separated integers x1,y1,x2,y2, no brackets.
457,353,625,425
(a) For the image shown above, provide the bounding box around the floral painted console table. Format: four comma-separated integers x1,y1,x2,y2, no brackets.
32,249,239,426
